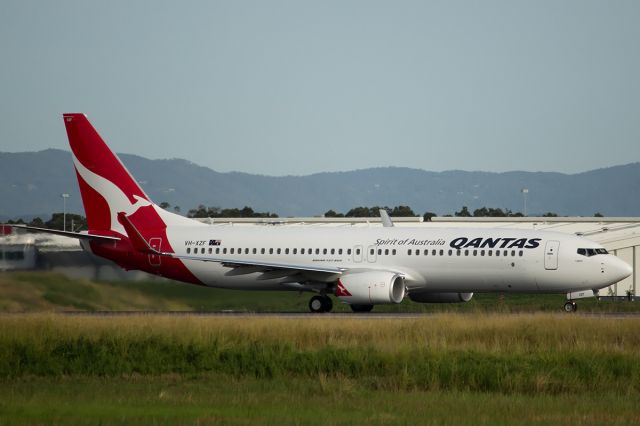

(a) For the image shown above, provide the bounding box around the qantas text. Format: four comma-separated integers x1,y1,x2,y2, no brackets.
449,237,542,250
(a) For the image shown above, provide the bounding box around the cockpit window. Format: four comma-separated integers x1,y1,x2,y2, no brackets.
577,248,608,257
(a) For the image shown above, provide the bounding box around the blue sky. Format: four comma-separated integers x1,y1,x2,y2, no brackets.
1,0,638,176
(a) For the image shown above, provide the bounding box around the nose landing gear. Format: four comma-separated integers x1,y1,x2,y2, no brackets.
563,300,577,313
309,295,333,313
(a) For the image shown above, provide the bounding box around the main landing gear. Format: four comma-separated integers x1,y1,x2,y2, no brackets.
563,300,577,313
309,295,333,313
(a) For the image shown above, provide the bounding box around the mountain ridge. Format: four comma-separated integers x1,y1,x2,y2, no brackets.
1,149,639,220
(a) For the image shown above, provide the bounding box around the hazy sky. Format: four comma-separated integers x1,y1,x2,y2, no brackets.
1,0,638,176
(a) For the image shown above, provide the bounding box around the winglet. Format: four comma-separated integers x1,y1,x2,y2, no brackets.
379,209,394,227
117,212,158,254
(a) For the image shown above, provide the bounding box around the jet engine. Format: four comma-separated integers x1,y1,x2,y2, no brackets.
335,271,406,304
408,291,474,303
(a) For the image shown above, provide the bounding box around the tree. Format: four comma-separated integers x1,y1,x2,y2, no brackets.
159,201,171,210
45,213,86,231
455,206,472,217
542,212,558,217
423,212,437,221
390,205,415,217
594,212,604,217
324,210,344,218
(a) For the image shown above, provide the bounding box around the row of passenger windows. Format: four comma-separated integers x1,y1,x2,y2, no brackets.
405,248,524,257
577,248,608,257
185,246,524,258
187,247,356,256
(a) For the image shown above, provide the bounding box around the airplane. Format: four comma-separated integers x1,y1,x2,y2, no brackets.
14,113,633,313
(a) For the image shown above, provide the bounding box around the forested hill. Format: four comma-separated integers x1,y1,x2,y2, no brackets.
1,149,639,219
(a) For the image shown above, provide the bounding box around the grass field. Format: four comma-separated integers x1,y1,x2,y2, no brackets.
1,271,639,313
0,314,639,424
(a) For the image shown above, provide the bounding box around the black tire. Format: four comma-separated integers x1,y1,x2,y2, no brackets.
309,296,326,313
563,301,577,313
350,304,374,313
321,296,333,313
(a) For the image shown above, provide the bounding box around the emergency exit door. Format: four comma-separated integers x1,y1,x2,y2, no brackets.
544,240,559,270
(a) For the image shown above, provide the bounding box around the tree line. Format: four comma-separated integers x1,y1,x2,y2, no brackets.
4,203,606,231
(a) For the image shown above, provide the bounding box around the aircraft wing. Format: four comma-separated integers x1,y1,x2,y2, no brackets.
9,224,121,242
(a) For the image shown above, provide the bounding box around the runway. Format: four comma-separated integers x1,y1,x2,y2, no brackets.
56,311,640,319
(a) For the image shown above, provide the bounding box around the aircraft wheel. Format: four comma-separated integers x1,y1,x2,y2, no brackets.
350,304,374,313
309,296,326,313
563,301,577,313
321,296,333,313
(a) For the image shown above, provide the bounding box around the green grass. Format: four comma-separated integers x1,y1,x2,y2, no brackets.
0,314,639,424
2,271,639,313
1,376,638,425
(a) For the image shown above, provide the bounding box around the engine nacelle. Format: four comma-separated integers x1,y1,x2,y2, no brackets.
335,271,406,305
408,291,474,303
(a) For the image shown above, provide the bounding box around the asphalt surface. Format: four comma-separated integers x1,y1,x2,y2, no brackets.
52,311,640,319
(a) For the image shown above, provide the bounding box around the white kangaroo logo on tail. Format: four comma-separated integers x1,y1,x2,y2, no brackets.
72,154,152,235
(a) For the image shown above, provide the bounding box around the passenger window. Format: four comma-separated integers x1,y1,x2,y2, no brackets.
511,250,515,257
488,250,492,256
408,249,412,255
439,249,444,256
261,248,265,254
385,249,389,255
223,248,227,254
473,250,477,256
269,248,273,254
277,248,281,254
244,248,248,254
301,248,305,254
347,249,352,255
519,250,523,257
424,250,428,255
216,248,220,254
186,248,191,254
480,250,485,256
331,249,335,255
432,250,436,256
285,248,289,254
378,249,382,255
448,249,452,256
503,250,508,256
465,250,469,256
293,248,297,254
495,250,500,257
339,249,343,255
392,249,396,255
316,249,320,255
201,248,205,254
323,249,327,255
457,250,461,256
356,248,360,255
230,248,235,254
208,248,212,254
253,248,257,254
370,248,374,255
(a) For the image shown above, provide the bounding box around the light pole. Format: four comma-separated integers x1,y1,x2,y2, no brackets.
521,188,528,216
61,193,70,232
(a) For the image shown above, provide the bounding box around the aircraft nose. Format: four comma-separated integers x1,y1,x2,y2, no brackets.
609,257,633,282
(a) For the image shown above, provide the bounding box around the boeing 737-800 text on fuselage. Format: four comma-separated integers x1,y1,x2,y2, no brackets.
16,114,633,313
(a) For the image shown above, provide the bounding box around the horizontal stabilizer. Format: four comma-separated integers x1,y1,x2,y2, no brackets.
10,224,120,241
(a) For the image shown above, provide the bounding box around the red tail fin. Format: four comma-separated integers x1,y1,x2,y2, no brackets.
63,114,156,235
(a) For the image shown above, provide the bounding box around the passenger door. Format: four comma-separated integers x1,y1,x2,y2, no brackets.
544,240,559,270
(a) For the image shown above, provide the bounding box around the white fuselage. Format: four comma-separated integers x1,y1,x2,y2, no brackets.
156,225,631,294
